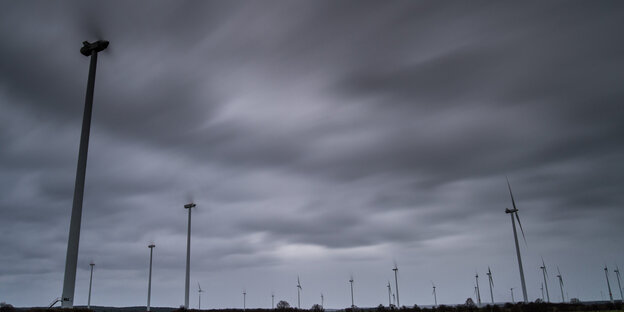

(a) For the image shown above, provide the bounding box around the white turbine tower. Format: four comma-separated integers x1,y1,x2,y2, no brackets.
475,272,482,306
540,258,550,302
505,178,529,303
432,282,437,307
183,202,196,309
387,282,392,308
87,262,95,309
198,283,203,309
297,276,302,309
556,267,565,303
147,243,156,312
321,293,324,307
614,266,623,302
604,266,614,303
486,267,494,305
393,265,400,308
349,276,355,308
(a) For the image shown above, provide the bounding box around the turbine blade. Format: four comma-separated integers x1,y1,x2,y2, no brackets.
515,212,527,245
506,177,518,211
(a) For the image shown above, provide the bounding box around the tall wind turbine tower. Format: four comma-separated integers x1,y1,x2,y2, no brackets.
432,282,437,307
183,202,196,309
556,266,565,303
243,290,247,311
475,272,482,306
297,276,302,309
614,266,623,302
321,293,324,307
61,39,109,308
349,276,355,308
393,265,400,308
387,282,392,308
505,178,528,303
540,258,550,302
604,266,614,303
487,267,494,304
540,283,544,302
87,262,95,309
198,283,203,309
147,243,155,312
272,292,275,309
510,288,515,304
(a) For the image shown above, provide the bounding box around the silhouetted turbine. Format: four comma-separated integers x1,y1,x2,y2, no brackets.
505,178,528,303
61,39,109,308
87,263,95,309
183,202,196,309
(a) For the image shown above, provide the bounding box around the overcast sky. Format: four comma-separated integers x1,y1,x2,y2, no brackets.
1,0,623,309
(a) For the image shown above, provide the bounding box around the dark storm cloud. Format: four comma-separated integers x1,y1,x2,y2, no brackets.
1,0,623,309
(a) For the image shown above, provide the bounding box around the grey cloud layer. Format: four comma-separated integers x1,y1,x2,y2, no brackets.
1,0,623,308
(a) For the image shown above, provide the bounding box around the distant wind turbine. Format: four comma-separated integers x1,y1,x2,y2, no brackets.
272,292,275,309
147,243,155,312
87,262,95,309
349,276,355,308
540,283,544,302
510,288,515,304
475,272,482,306
243,289,247,311
183,202,196,309
297,276,302,309
604,266,614,303
486,267,494,304
321,293,324,307
198,283,203,309
387,282,392,308
393,264,400,308
432,282,437,307
556,266,565,303
540,258,550,302
615,266,623,302
505,178,529,303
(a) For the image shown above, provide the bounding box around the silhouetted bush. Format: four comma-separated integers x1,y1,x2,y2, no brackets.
276,301,291,310
0,303,15,312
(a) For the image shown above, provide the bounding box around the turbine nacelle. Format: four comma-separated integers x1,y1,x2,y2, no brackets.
505,208,518,214
80,40,109,56
184,203,196,209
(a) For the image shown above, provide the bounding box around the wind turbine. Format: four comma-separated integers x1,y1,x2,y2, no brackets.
387,282,392,308
243,289,247,311
432,282,437,307
556,266,565,303
540,283,544,302
540,258,550,302
198,283,203,309
393,293,396,307
321,293,324,307
87,262,95,309
272,292,275,309
61,39,110,308
604,266,614,303
505,178,528,303
147,243,155,312
183,202,196,309
349,276,355,308
487,267,494,304
475,272,482,306
510,288,515,304
393,264,400,308
297,276,302,309
615,266,623,302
